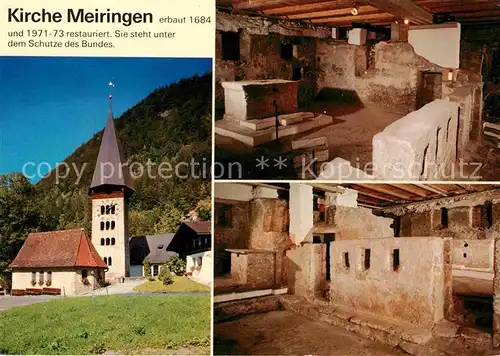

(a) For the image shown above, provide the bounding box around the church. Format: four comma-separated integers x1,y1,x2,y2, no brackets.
8,95,212,295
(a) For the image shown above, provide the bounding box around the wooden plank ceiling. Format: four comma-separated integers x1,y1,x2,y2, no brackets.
217,0,500,26
343,183,500,208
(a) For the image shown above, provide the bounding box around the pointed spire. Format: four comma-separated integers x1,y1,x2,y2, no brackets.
89,82,133,193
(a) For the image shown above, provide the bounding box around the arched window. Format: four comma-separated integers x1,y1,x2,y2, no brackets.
111,206,116,214
46,271,52,286
106,221,110,230
104,257,108,264
106,205,111,215
111,238,115,245
82,269,88,279
100,206,105,215
100,238,105,246
111,221,115,230
153,265,159,276
108,257,112,266
100,222,104,230
106,238,110,246
197,257,203,266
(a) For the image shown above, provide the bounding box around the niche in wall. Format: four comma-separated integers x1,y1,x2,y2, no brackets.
416,71,443,109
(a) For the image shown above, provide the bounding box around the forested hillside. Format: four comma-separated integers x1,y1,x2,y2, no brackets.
0,72,212,272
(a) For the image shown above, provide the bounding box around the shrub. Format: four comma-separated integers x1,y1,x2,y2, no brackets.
158,264,173,285
166,256,186,276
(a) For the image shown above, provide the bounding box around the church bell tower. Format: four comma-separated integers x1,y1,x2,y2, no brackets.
89,84,133,280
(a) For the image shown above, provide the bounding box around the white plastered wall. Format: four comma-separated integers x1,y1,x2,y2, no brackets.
408,23,461,69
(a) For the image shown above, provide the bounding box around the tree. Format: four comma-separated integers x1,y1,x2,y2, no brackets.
0,173,43,272
166,255,186,276
158,263,173,285
143,258,152,278
195,198,211,221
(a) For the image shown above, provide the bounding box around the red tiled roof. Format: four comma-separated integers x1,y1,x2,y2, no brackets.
183,221,211,234
9,228,107,269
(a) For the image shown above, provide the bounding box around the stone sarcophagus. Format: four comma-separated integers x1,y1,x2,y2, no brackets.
222,79,299,121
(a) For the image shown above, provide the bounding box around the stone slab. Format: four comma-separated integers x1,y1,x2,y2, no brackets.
215,114,333,147
237,112,315,131
292,136,328,150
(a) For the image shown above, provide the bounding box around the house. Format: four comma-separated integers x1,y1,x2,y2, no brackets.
129,234,178,277
171,221,212,285
128,221,212,285
8,228,107,296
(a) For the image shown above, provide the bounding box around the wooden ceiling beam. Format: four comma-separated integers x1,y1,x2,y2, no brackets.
452,10,500,18
357,194,390,207
263,0,354,16
354,184,415,200
286,6,379,20
388,184,431,198
233,0,311,11
415,0,494,6
430,3,500,13
349,185,398,202
365,0,433,24
311,12,395,24
417,184,449,196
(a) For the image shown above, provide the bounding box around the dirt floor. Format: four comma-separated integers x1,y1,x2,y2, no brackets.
214,310,406,355
215,101,401,179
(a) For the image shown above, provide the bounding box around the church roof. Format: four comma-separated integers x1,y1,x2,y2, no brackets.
9,228,107,269
90,108,134,191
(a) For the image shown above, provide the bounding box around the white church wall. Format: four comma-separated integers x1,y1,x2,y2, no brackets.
91,195,129,279
11,269,101,296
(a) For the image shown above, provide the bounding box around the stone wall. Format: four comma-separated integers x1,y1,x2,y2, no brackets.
230,251,275,287
372,99,459,180
382,190,500,295
285,243,324,301
214,200,251,276
316,41,444,114
329,237,452,329
314,205,394,239
215,12,325,115
249,198,291,286
386,191,500,241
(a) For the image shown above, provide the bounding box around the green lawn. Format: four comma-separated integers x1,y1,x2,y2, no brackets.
134,276,210,293
0,295,210,355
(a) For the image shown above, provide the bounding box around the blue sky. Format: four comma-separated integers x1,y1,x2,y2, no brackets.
0,56,212,179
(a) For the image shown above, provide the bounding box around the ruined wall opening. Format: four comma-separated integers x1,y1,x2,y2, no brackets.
324,234,335,281
392,249,400,271
420,145,429,178
482,201,493,229
441,207,449,228
416,71,443,109
280,39,293,61
221,30,241,61
363,248,371,270
344,252,350,269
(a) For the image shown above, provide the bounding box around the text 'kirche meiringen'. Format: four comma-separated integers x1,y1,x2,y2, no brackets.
8,8,153,27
